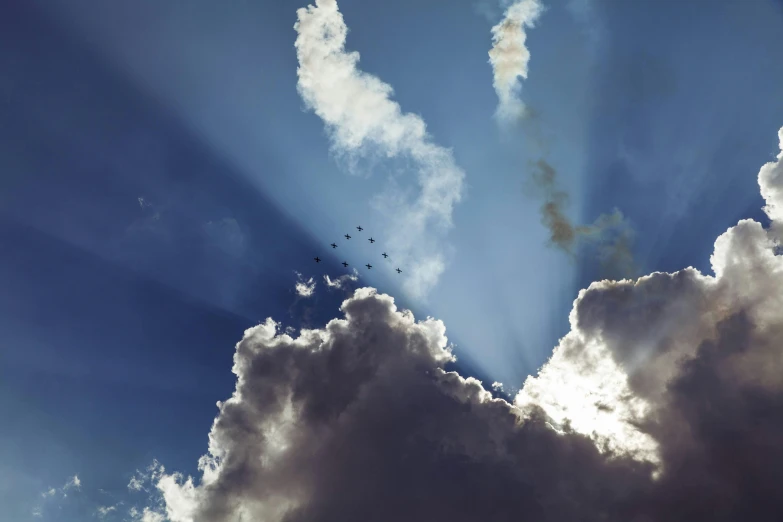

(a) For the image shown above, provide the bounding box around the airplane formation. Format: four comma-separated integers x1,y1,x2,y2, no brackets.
315,225,402,275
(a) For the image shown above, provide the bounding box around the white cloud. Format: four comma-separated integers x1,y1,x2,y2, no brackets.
32,507,42,518
129,506,166,522
758,127,783,237
97,505,117,518
323,269,359,290
146,127,783,521
488,0,544,122
128,476,145,492
294,272,316,298
64,475,81,491
294,0,466,300
41,488,56,498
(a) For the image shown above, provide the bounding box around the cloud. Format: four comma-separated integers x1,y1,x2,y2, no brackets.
294,0,466,300
130,507,166,522
488,0,544,122
146,127,783,521
128,476,145,492
138,196,153,210
63,475,81,491
294,272,316,298
97,505,117,518
759,127,783,237
530,158,637,277
323,269,359,290
41,488,56,498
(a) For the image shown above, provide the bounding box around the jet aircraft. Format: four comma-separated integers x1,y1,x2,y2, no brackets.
382,252,388,258
396,268,402,274
357,226,363,231
342,261,349,267
331,243,337,249
366,263,372,269
314,257,321,263
345,234,351,240
368,237,375,243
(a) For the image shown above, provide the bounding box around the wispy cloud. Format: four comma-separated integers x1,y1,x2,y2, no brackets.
323,269,359,290
97,505,118,518
294,0,466,300
294,272,316,298
488,0,544,122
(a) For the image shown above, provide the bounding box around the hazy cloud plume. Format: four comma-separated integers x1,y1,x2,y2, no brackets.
531,158,636,277
489,0,544,122
147,127,783,521
294,0,465,300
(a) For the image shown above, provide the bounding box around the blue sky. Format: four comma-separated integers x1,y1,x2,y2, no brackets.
2,0,783,520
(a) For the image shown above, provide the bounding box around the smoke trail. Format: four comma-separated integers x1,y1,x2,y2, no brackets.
488,0,544,122
531,159,637,277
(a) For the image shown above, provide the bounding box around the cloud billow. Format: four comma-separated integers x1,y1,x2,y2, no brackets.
137,126,783,522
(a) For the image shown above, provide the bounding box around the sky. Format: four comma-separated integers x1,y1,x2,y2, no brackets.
2,0,783,520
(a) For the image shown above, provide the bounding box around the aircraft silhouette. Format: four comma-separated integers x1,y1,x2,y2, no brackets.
331,243,337,248
366,263,372,269
396,268,402,274
382,252,388,258
342,261,349,267
357,226,363,231
368,237,375,243
345,234,351,240
314,257,321,263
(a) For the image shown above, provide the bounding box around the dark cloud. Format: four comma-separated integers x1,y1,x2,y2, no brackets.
137,126,783,522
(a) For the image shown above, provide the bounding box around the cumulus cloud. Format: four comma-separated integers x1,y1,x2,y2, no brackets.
759,127,783,237
146,127,783,521
323,269,359,290
294,272,316,298
488,0,544,122
530,158,636,277
294,0,465,300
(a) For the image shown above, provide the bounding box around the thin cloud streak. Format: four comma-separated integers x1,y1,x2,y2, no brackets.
294,0,466,300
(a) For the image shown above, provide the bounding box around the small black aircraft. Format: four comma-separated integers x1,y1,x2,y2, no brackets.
331,243,337,249
366,263,372,269
396,268,402,274
345,234,351,240
357,226,363,231
314,257,321,263
368,237,375,243
382,252,388,258
342,261,349,267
